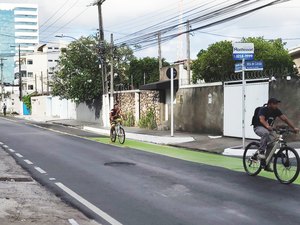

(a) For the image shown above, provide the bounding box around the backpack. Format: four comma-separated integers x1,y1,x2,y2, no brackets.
251,104,267,126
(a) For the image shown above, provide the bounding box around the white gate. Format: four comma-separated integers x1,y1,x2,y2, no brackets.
224,79,269,139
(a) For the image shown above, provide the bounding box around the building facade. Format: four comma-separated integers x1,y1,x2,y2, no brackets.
289,46,300,74
17,42,65,96
0,3,38,82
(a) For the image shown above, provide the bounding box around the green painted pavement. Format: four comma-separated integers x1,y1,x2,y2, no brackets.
89,137,300,185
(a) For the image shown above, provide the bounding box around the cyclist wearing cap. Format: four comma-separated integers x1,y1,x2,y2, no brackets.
253,98,299,172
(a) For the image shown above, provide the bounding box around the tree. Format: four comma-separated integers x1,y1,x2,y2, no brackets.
52,36,101,103
127,57,169,89
192,37,295,83
52,36,135,102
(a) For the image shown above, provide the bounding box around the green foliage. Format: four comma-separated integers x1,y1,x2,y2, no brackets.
122,111,135,127
138,107,157,130
52,36,134,103
128,57,169,89
192,37,295,83
22,95,32,111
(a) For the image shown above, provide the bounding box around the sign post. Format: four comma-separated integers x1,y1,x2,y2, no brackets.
170,67,174,137
233,43,254,150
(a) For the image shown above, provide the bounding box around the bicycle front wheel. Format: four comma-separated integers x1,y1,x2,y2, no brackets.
118,127,126,144
243,142,262,176
274,147,300,184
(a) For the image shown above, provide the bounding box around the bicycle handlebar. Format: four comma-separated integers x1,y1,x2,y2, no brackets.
273,126,297,135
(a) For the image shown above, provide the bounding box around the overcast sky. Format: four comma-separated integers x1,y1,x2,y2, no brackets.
2,0,300,62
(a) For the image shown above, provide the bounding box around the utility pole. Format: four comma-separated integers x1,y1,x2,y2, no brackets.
18,44,22,101
186,20,191,85
0,58,7,102
47,69,50,95
158,32,162,78
110,33,114,109
35,74,37,93
144,72,146,85
92,0,106,94
41,71,44,94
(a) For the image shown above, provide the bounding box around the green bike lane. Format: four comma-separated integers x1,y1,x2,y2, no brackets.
89,137,300,185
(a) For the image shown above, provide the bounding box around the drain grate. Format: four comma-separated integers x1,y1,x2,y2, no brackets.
104,162,136,167
0,177,33,182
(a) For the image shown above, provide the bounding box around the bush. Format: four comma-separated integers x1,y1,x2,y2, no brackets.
123,111,135,127
138,107,157,129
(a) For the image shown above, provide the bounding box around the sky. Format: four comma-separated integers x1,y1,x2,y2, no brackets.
1,0,300,62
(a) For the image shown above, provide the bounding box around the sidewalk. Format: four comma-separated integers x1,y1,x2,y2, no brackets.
16,117,300,156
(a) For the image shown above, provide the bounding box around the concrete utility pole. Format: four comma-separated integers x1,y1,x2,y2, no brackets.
110,33,114,109
158,32,162,77
35,74,37,93
92,0,106,94
47,69,50,95
186,20,191,85
41,71,44,94
18,44,22,101
0,58,7,101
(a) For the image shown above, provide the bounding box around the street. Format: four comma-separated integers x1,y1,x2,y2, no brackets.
1,117,300,225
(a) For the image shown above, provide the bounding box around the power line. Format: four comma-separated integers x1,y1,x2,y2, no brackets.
39,0,73,29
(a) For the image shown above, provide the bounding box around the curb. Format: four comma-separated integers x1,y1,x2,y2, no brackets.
83,126,195,145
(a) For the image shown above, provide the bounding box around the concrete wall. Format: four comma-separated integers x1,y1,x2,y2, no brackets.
175,84,224,134
31,96,76,120
76,98,102,125
269,77,300,141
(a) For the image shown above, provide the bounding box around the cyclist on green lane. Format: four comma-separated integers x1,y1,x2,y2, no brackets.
252,98,299,172
109,103,123,135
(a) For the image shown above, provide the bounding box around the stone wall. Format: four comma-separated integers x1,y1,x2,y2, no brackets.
113,90,161,127
140,91,161,127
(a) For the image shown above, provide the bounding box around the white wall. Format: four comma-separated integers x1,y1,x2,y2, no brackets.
31,96,76,120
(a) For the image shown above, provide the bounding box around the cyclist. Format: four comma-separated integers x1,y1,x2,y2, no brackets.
109,103,122,135
252,98,299,172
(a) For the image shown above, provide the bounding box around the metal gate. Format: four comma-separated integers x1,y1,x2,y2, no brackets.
224,79,269,139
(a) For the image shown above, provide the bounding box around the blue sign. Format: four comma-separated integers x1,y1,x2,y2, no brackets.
245,61,263,71
233,53,254,61
235,63,243,73
235,61,264,73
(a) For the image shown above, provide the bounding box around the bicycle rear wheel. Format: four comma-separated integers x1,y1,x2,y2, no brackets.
118,127,126,144
274,147,300,184
243,142,262,176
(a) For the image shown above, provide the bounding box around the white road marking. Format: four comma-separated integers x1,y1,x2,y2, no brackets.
34,167,47,174
15,153,23,158
24,159,33,165
0,142,3,145
56,182,122,225
49,178,56,181
68,219,79,225
3,145,8,148
8,149,15,153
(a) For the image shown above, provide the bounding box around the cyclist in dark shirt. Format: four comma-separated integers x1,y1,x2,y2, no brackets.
253,98,299,172
110,103,122,134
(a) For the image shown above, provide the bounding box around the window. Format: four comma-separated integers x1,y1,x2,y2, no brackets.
28,85,34,90
54,47,59,50
55,60,59,62
27,72,33,77
48,60,53,62
15,22,38,26
48,47,53,50
27,60,33,65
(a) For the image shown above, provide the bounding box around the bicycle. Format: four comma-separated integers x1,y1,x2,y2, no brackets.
110,118,126,144
243,127,300,184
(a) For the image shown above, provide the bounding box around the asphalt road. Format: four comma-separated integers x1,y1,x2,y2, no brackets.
0,117,300,225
